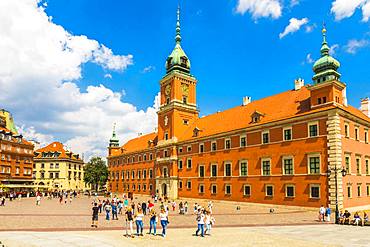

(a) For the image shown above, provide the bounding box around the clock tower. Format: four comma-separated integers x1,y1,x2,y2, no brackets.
157,6,198,145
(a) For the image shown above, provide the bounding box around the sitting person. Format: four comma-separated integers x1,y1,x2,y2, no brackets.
363,212,369,226
351,212,362,226
343,210,351,225
338,211,345,225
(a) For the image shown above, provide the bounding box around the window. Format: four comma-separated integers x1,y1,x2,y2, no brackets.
178,147,183,153
347,185,352,198
355,127,360,141
199,184,205,193
143,170,147,179
224,162,232,176
187,158,192,169
149,169,153,179
243,185,251,196
163,167,168,177
240,136,246,147
40,172,45,179
365,130,369,143
166,97,170,105
178,160,183,169
50,163,54,169
308,122,318,137
211,141,217,151
285,185,295,197
265,185,273,197
211,184,217,194
345,155,351,174
15,167,19,175
132,171,135,179
262,131,269,144
318,98,322,104
310,184,320,199
356,157,361,175
41,163,45,169
143,154,147,161
164,149,168,157
284,128,292,141
308,155,320,174
179,180,183,189
225,139,231,149
323,96,327,103
367,184,370,196
239,160,248,176
183,96,187,104
55,173,59,179
366,159,369,175
199,165,205,178
357,184,362,197
187,145,192,152
345,124,349,137
133,184,136,191
149,154,153,160
183,119,189,125
187,180,192,189
211,164,217,177
283,157,294,175
137,170,141,179
225,184,232,195
199,143,204,153
262,159,271,176
164,132,169,141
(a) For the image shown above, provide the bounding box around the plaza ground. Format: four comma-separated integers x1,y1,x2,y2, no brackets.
0,195,369,246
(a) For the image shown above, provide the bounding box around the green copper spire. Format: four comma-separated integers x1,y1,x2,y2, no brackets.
109,123,119,147
312,24,341,84
165,5,191,74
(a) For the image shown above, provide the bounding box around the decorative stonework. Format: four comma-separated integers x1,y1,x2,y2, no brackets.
326,112,344,210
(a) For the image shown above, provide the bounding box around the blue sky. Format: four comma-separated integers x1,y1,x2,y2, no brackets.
1,0,369,159
46,0,370,114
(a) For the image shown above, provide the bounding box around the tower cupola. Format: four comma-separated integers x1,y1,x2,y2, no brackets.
109,123,119,148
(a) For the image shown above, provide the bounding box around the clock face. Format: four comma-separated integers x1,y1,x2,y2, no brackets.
181,84,189,96
165,85,171,96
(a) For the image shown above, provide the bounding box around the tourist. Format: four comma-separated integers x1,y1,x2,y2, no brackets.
123,198,129,208
69,195,72,204
208,201,213,214
319,205,326,222
149,208,157,235
364,212,369,225
125,207,135,238
204,210,214,236
91,202,99,228
1,195,6,206
179,201,184,214
325,205,331,222
118,200,123,215
148,200,154,212
184,201,188,214
36,194,41,206
112,202,118,220
172,200,176,211
135,208,144,236
142,201,147,215
104,201,112,220
195,208,205,237
343,210,351,224
352,212,362,226
159,208,169,237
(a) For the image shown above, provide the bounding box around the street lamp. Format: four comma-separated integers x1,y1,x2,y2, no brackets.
327,166,347,224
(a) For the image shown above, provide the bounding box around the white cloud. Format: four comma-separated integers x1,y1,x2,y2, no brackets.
290,0,300,7
329,44,340,55
279,18,309,39
306,53,314,64
0,0,157,161
331,0,370,22
104,73,112,79
345,39,370,54
142,65,156,73
236,0,282,19
305,23,316,33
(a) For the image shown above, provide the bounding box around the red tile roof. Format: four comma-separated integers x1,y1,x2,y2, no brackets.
35,142,81,160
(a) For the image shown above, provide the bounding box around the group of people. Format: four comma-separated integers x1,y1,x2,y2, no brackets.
339,210,369,226
194,202,215,237
319,205,332,222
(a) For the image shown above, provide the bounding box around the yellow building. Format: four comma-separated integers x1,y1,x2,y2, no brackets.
33,142,88,191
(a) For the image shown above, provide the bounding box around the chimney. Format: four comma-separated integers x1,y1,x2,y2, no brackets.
361,97,370,117
294,78,304,90
242,96,252,106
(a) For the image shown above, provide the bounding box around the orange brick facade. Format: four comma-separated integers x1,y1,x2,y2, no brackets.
108,12,370,210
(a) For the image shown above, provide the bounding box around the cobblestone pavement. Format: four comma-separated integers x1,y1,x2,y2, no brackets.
0,225,369,247
0,195,320,231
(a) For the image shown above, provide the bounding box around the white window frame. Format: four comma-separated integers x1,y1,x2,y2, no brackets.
355,127,360,141
199,143,205,153
308,121,319,138
261,158,272,176
365,129,369,144
211,141,217,152
199,184,205,194
178,159,183,170
243,184,251,196
309,184,321,199
225,184,232,195
265,184,274,197
239,160,248,177
187,145,192,152
261,130,270,144
365,158,369,175
198,164,205,178
356,156,362,175
345,154,352,174
211,163,218,177
240,135,247,147
211,184,217,194
186,180,192,190
307,153,321,175
285,184,295,198
282,156,294,175
187,158,192,169
283,127,293,141
347,185,352,198
344,123,350,138
357,184,362,197
224,162,232,177
224,138,231,150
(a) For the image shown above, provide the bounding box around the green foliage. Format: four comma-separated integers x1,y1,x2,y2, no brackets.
83,157,108,191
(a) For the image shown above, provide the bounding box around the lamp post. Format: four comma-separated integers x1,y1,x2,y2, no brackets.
327,166,347,224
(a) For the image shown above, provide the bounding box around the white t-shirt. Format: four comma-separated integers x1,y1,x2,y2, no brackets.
197,213,205,224
136,213,144,221
36,196,41,201
319,207,325,214
160,212,167,221
205,214,211,225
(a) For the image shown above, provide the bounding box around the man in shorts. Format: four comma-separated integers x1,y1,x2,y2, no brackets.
91,202,99,228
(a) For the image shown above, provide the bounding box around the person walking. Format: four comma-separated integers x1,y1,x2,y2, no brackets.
142,201,147,215
91,202,99,228
149,209,157,235
184,201,188,214
204,210,214,236
159,208,169,237
195,209,205,237
36,194,41,206
172,201,176,211
104,202,112,221
135,208,144,236
112,202,118,220
326,205,331,222
319,205,326,222
125,207,135,238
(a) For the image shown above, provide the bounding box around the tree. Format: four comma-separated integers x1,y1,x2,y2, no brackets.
84,157,108,192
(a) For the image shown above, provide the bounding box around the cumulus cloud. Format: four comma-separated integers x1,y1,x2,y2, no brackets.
104,73,112,79
279,18,309,39
331,0,370,22
0,0,157,160
236,0,282,19
142,65,156,73
305,23,317,33
290,0,300,7
329,44,340,55
306,53,314,64
345,39,370,54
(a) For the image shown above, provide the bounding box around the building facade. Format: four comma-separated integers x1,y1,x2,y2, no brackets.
107,9,370,210
0,110,34,192
33,142,87,191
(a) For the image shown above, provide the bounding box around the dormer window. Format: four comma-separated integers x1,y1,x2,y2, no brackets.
251,111,265,123
166,58,172,68
193,127,200,137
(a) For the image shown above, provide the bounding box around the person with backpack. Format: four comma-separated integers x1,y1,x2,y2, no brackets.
195,208,205,237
